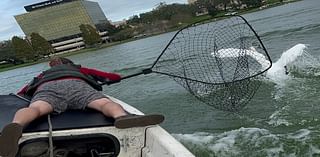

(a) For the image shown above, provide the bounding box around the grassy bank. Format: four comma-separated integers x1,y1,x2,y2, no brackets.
0,41,125,72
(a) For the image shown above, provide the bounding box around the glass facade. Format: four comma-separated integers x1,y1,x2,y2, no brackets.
15,0,107,41
82,1,108,24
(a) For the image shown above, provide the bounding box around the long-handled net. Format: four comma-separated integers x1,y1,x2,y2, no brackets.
104,15,272,112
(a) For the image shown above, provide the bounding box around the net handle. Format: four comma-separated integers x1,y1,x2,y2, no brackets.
100,68,152,85
100,21,186,86
100,15,271,86
100,15,207,86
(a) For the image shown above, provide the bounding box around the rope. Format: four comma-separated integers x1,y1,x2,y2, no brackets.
47,114,54,157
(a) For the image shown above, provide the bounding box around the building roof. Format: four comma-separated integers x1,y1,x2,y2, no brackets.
24,0,78,12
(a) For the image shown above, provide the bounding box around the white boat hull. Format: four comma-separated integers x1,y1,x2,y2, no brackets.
19,96,195,157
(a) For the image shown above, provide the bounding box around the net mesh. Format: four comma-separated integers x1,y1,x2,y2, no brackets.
151,16,272,112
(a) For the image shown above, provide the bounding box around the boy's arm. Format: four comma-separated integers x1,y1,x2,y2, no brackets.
80,67,121,81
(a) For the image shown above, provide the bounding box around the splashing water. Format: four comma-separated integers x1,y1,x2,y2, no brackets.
266,44,308,82
215,44,314,84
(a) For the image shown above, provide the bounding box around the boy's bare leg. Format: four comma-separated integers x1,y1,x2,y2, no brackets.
87,97,127,118
87,98,164,129
0,100,53,157
13,100,53,126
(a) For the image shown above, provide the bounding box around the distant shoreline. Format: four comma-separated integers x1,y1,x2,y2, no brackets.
0,0,301,73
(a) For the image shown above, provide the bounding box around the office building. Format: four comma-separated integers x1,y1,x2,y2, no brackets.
15,0,109,53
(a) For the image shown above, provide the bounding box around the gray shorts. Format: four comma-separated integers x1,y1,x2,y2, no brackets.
31,79,106,114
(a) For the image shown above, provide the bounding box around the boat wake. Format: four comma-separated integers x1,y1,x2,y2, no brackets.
173,127,318,157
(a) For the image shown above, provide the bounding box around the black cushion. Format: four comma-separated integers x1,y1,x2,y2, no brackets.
0,95,114,133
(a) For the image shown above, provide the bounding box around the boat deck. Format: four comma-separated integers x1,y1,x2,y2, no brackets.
1,94,196,157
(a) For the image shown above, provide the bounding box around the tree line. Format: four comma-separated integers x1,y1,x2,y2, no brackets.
0,24,101,64
0,33,53,64
106,0,281,41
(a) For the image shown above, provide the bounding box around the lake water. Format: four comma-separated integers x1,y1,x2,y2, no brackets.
1,0,320,156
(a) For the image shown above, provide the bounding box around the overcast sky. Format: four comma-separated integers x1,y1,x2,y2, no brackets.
0,0,187,41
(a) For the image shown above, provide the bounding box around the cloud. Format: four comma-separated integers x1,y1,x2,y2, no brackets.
96,0,187,21
0,0,38,40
